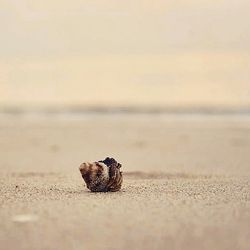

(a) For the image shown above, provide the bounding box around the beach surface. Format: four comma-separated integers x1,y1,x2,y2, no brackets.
0,114,250,250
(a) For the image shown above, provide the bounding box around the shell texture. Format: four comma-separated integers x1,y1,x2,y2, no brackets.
79,157,123,192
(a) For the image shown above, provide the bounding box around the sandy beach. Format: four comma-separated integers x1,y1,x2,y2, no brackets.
0,113,250,250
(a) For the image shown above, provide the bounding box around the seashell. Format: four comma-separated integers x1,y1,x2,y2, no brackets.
79,157,123,192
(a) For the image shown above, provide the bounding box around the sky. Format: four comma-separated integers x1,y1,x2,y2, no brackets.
1,0,250,109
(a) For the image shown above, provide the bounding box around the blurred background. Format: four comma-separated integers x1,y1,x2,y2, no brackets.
0,0,250,111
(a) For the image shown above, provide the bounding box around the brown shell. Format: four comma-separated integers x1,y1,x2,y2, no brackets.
79,157,123,192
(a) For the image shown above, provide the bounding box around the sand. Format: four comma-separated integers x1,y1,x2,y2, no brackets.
0,113,250,250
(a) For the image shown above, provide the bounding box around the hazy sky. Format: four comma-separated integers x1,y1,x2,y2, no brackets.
1,0,250,108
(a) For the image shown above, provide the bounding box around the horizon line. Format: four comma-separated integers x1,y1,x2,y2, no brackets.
1,105,250,115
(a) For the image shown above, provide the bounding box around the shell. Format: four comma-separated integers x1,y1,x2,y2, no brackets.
79,157,123,192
